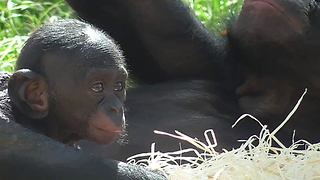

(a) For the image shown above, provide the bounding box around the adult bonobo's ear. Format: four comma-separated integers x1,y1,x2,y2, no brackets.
8,69,49,119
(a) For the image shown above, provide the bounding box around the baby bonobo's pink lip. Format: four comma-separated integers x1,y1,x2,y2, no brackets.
88,126,121,145
103,129,122,133
95,126,122,133
94,121,124,133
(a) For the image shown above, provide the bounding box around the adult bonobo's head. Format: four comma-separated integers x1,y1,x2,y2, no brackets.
8,19,128,145
229,0,320,116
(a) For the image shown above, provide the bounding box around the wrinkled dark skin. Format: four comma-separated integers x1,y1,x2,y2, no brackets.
67,0,320,161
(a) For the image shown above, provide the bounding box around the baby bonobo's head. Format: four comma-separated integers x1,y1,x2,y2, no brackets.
8,19,128,145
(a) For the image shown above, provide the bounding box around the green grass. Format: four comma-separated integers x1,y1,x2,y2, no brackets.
0,0,73,72
0,0,243,73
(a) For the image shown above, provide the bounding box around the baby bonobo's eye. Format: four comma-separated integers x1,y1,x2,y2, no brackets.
91,82,104,93
113,82,124,92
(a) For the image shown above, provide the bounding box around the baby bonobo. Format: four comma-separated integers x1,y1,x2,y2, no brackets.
8,19,128,145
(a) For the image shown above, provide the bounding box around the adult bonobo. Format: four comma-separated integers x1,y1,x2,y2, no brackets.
0,19,167,179
8,19,127,145
67,0,320,161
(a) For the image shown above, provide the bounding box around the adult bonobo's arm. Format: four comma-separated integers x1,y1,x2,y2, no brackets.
0,119,166,180
66,0,227,84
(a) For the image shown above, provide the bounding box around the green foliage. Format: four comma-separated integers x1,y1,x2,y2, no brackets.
0,0,243,73
0,0,73,72
186,0,243,32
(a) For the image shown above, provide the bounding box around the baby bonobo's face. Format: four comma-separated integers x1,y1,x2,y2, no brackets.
42,50,128,145
9,19,128,145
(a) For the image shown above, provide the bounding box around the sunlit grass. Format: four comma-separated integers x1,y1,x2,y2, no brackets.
185,0,243,31
0,0,73,72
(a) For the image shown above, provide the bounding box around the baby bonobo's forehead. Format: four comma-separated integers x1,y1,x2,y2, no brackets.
42,49,119,69
85,65,128,79
43,52,125,78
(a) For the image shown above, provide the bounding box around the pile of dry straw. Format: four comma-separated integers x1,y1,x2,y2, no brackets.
128,90,320,180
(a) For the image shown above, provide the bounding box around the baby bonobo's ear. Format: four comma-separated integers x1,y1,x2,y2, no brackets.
8,69,49,119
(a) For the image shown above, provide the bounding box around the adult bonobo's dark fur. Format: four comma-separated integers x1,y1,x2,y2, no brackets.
0,97,166,179
0,20,167,179
0,122,166,180
67,0,320,160
9,19,127,145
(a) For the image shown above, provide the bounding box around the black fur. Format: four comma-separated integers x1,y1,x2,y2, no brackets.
0,72,167,179
67,0,320,161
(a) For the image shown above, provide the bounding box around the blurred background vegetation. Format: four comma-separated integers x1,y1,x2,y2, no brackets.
0,0,243,73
